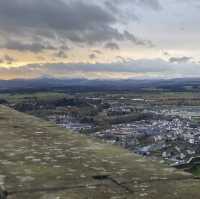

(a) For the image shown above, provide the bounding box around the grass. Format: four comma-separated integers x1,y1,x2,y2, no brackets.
0,92,67,104
0,105,200,198
188,166,200,176
1,90,200,107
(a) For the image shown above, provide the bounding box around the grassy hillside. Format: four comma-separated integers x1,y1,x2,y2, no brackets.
0,105,199,198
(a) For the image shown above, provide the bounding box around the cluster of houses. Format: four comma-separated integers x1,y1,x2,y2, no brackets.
48,114,93,132
94,118,200,165
47,101,200,166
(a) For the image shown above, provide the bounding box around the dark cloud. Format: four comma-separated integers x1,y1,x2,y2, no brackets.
104,1,119,13
116,56,127,63
0,0,117,44
0,0,153,48
169,56,192,63
0,0,115,32
123,31,154,47
54,51,68,59
163,51,170,56
105,0,162,12
60,45,70,51
89,54,97,59
105,42,120,50
104,0,139,22
4,55,16,64
1,40,56,53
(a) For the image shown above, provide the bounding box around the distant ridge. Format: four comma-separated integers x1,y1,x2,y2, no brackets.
0,78,200,92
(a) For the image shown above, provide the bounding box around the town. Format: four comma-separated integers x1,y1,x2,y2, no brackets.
43,95,200,167
3,91,200,171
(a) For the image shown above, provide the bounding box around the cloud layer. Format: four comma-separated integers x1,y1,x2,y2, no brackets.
1,58,200,80
0,0,152,48
0,0,200,79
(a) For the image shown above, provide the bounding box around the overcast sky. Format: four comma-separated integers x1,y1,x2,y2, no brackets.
0,0,200,79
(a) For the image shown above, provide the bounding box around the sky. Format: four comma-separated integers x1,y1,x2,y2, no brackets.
0,0,200,80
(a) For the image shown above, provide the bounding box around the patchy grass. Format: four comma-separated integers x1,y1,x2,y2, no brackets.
0,105,199,198
188,166,200,176
0,92,67,104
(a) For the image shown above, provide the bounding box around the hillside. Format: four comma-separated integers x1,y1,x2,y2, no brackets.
0,105,200,198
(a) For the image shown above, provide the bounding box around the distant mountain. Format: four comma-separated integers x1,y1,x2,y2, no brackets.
0,78,200,92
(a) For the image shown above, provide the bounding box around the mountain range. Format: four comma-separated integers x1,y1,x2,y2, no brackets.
0,78,200,92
